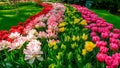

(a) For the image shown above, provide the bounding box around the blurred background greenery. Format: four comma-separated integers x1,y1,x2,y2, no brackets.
0,0,120,30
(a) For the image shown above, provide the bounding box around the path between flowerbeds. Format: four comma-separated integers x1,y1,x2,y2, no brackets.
0,2,120,68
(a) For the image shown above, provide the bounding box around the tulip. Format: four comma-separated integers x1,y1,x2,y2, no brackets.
91,27,98,32
106,66,114,68
101,32,109,39
90,23,97,27
105,56,113,66
113,29,120,33
110,33,119,39
85,25,91,29
110,43,119,51
96,41,107,48
92,36,100,42
90,32,96,37
112,59,119,68
107,24,113,30
100,46,108,54
110,38,119,45
96,53,107,62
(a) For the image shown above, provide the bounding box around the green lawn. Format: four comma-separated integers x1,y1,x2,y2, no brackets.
0,4,120,30
0,3,43,30
91,9,120,29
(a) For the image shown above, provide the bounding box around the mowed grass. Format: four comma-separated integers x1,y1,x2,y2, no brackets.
0,3,43,30
91,9,120,29
0,4,120,30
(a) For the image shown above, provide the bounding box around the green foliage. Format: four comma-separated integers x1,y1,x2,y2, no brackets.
0,4,13,10
17,2,36,6
92,0,120,12
0,2,37,10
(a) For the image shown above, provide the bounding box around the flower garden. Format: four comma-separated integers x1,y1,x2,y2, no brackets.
0,2,120,68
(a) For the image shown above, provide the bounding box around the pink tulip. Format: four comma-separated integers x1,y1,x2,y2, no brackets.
99,28,109,33
96,20,104,25
96,41,107,48
107,24,113,30
86,18,91,21
119,34,120,38
85,25,91,29
92,36,100,42
90,32,96,37
112,53,120,64
38,21,46,27
91,27,98,32
101,23,107,27
113,29,120,33
91,18,97,22
98,18,105,21
110,43,119,51
96,20,101,23
98,27,103,33
112,53,120,59
111,59,119,68
100,46,109,54
105,56,113,66
38,31,47,38
110,33,119,39
110,38,119,45
96,53,107,62
101,32,109,39
106,66,114,68
89,23,97,27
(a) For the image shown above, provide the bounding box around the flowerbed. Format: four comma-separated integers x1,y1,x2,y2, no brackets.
0,2,120,68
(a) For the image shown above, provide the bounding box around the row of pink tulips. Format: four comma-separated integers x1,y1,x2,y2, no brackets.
72,4,120,68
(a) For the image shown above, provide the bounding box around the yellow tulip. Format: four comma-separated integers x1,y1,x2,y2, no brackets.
82,33,88,40
48,40,57,48
82,49,87,56
72,35,76,41
59,27,65,32
76,36,80,41
74,18,80,24
48,64,55,68
56,54,60,60
80,20,87,26
71,43,77,49
58,22,67,27
85,41,96,52
53,45,58,50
